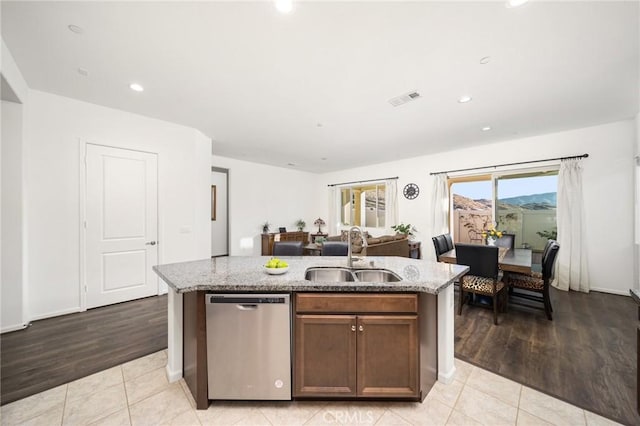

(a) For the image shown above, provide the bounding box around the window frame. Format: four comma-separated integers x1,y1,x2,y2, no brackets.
337,181,387,231
448,165,559,248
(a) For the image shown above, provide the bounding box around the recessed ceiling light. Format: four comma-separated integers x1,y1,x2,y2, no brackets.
316,122,323,127
458,95,472,103
129,83,144,92
275,0,293,14
479,56,491,64
321,157,327,161
506,0,530,8
77,67,89,77
482,126,492,131
68,24,84,34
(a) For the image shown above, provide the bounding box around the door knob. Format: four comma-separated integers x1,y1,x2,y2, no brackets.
145,241,157,246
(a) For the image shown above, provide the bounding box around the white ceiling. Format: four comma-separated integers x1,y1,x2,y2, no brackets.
2,1,638,173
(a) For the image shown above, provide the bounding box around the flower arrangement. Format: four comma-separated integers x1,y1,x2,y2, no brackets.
481,227,503,242
295,219,306,231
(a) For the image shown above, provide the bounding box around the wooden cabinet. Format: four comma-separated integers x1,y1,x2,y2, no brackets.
294,293,419,399
261,232,309,255
295,315,357,396
357,315,418,397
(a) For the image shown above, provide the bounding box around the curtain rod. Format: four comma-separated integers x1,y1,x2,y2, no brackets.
327,176,398,187
429,154,589,176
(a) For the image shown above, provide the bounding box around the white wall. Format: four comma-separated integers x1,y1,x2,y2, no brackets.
316,120,636,295
211,155,319,256
1,100,26,332
211,170,228,256
1,37,29,332
24,90,211,320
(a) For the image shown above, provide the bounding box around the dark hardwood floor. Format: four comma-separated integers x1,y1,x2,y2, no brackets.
455,287,639,426
0,295,167,405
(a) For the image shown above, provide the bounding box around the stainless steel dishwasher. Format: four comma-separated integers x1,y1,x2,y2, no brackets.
205,293,291,400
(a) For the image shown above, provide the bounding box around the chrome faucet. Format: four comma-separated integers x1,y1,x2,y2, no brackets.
347,226,368,268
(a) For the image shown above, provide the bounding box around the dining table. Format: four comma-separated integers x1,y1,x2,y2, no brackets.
439,247,532,275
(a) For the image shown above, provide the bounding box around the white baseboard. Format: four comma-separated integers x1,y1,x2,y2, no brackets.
1,323,28,334
590,287,632,296
166,364,182,383
29,307,82,321
438,365,457,384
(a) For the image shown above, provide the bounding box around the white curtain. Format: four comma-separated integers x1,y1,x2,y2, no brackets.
385,179,398,230
328,186,338,235
555,158,589,292
429,174,449,261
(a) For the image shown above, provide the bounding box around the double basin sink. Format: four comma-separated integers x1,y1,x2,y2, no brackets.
305,267,402,283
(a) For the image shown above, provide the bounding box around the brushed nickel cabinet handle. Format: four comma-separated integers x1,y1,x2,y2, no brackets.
351,325,356,332
359,325,364,332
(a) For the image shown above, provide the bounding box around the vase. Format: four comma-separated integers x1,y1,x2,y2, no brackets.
487,237,496,246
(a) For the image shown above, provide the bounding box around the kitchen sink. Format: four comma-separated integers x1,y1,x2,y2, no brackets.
304,267,356,282
353,269,402,282
304,267,402,283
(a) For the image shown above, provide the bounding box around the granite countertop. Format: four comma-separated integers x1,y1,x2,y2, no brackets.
153,256,469,295
630,289,640,305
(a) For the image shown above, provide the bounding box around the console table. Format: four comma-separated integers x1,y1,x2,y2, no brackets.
261,231,310,255
310,232,328,243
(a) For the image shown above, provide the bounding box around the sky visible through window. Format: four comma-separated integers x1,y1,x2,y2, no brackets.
453,175,558,200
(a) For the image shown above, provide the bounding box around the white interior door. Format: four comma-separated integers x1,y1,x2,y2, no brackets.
85,144,158,309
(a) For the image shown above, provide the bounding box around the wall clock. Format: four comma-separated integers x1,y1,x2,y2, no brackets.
403,183,419,200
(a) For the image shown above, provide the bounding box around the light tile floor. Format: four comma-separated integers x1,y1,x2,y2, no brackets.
0,352,623,426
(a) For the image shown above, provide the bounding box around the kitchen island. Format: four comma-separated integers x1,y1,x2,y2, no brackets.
153,256,468,409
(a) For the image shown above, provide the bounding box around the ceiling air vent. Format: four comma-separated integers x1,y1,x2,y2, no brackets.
388,91,421,107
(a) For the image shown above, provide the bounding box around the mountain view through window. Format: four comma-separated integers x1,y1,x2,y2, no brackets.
450,171,558,252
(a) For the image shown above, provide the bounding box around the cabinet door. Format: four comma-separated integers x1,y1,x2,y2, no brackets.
294,314,357,397
356,315,419,398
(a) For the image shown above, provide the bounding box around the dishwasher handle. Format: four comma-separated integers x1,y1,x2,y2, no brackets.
206,294,289,305
236,304,258,310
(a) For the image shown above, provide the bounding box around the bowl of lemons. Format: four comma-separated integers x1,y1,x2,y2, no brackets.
264,257,289,275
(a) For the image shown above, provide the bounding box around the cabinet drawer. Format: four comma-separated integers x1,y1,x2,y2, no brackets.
296,293,417,314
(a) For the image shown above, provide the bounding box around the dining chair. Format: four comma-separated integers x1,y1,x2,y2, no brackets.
272,241,304,256
443,234,454,251
532,239,555,273
321,241,349,256
506,241,559,320
494,233,515,250
431,235,449,261
455,243,505,325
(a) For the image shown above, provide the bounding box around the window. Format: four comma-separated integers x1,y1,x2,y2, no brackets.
449,169,558,252
340,183,386,228
496,172,558,251
450,176,493,244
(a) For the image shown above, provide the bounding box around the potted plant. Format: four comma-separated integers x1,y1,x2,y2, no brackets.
295,219,306,231
262,221,270,233
391,223,417,237
315,236,327,247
